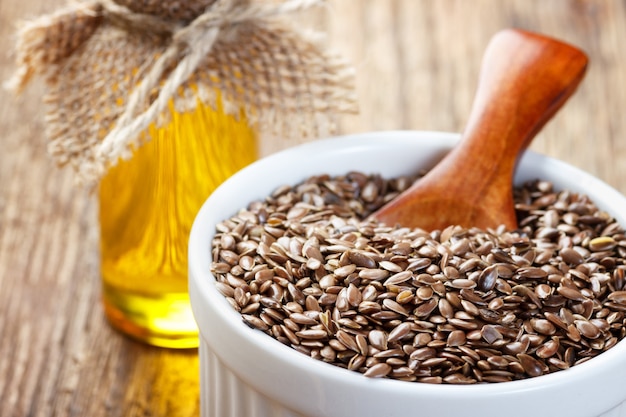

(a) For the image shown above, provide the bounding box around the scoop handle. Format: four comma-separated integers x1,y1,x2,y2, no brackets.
456,29,588,168
372,29,588,230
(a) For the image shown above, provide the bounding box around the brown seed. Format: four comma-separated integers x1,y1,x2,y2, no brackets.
575,320,602,339
562,347,576,366
419,376,443,384
260,296,282,309
283,317,300,332
306,258,322,270
414,333,432,347
410,347,436,361
431,282,447,296
281,325,300,345
320,345,336,362
513,285,542,308
243,314,269,331
518,267,548,279
445,292,462,308
557,286,586,301
536,337,560,358
359,268,389,280
220,249,240,265
368,329,388,351
460,300,480,316
361,284,379,301
547,357,570,370
371,311,401,321
379,261,403,273
421,357,447,367
560,248,584,265
566,323,582,342
239,255,255,271
305,295,321,312
388,322,413,343
241,302,261,314
486,355,509,368
504,339,529,355
212,262,232,274
318,292,337,306
448,318,479,331
263,308,286,323
534,249,555,265
407,258,432,271
608,291,626,304
215,282,235,298
530,318,556,335
383,298,410,316
482,375,512,383
358,300,382,315
517,353,545,377
460,289,486,305
318,275,337,290
438,298,454,318
355,334,369,356
384,270,413,286
481,325,503,344
477,265,498,292
590,318,611,333
544,311,568,330
447,330,466,347
451,238,471,256
614,268,626,291
289,312,318,326
334,264,357,278
329,339,347,352
449,279,477,289
287,283,305,305
374,348,404,359
535,284,552,299
415,273,437,285
478,309,499,324
295,329,328,340
455,311,474,321
443,266,460,279
347,283,362,306
391,366,414,378
442,373,477,385
255,268,275,282
348,354,366,371
348,251,377,268
337,330,360,352
415,299,438,318
363,363,392,378
487,298,504,310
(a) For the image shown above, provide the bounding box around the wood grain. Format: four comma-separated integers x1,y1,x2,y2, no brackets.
1,1,625,416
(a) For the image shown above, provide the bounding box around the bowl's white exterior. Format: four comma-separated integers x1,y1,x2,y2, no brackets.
189,131,626,417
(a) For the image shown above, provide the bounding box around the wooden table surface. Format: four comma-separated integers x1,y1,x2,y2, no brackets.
2,0,626,416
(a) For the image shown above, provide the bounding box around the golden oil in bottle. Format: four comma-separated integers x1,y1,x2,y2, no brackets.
99,98,257,348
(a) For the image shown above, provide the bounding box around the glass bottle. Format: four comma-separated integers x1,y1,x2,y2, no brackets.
99,98,257,348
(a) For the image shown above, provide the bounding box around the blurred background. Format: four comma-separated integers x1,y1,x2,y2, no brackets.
1,0,625,416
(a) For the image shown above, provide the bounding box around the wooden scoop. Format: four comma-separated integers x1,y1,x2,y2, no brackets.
372,29,588,231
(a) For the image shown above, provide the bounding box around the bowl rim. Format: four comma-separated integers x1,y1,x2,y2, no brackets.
189,130,626,416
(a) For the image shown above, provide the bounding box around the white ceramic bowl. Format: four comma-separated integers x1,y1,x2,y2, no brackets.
189,131,626,417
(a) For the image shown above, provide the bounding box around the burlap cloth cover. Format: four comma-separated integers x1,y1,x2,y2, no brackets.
7,0,357,183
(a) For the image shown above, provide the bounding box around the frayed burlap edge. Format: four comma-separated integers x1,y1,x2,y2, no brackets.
6,0,358,184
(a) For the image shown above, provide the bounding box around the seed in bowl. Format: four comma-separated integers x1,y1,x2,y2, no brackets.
209,171,626,384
